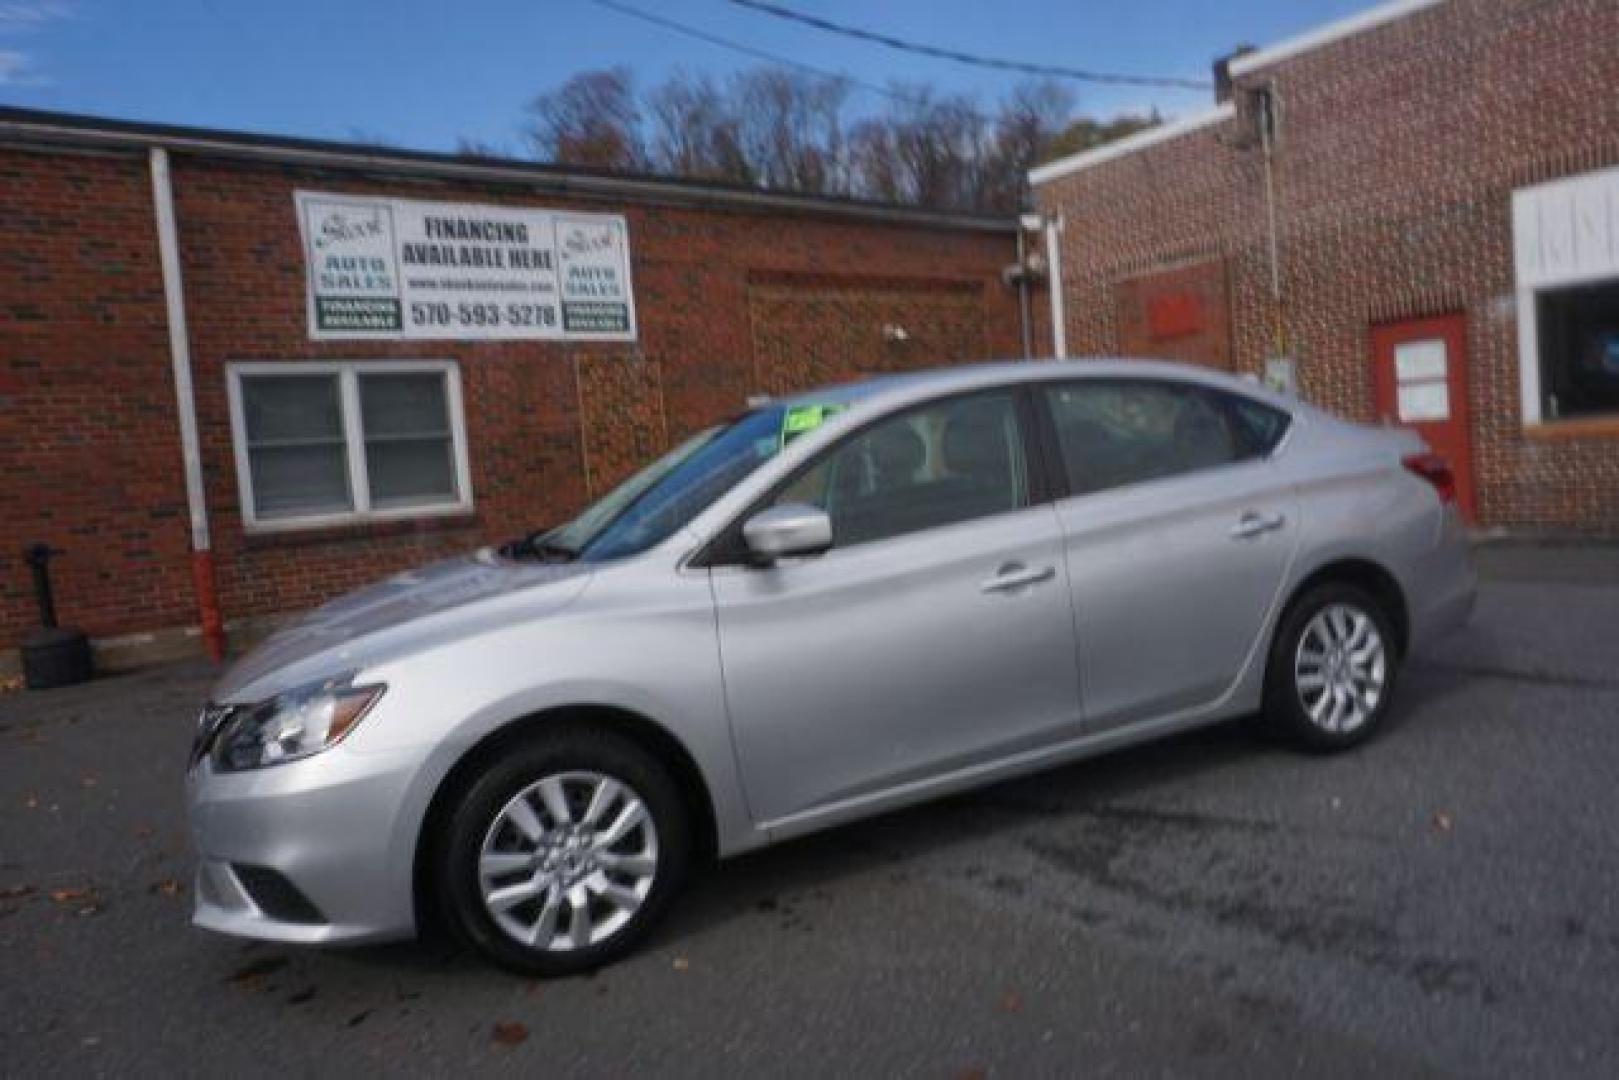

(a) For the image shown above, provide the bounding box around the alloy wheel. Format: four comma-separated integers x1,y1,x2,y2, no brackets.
1293,602,1388,734
477,770,659,951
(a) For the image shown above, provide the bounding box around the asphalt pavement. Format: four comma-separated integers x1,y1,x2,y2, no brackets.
2,545,1617,1077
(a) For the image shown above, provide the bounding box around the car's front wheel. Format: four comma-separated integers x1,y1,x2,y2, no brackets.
437,729,691,975
1263,583,1400,750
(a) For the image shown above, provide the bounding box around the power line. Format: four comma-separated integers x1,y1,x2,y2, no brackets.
583,0,926,109
726,0,1212,91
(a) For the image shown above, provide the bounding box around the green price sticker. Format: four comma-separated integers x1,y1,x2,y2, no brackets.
780,403,845,446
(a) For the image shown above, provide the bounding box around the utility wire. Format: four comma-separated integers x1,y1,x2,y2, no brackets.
726,0,1212,91
584,0,927,109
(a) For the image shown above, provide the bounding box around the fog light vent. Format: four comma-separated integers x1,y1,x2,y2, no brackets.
233,864,326,925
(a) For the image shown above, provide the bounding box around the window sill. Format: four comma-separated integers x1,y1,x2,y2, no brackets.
239,509,482,550
1523,416,1619,440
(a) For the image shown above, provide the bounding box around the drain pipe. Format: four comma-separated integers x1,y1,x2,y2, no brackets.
149,148,224,662
1044,213,1067,359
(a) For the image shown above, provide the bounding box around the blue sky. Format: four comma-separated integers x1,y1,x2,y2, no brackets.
1,0,1376,152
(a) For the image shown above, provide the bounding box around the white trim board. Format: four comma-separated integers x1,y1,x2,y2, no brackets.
1028,104,1236,187
1228,0,1446,77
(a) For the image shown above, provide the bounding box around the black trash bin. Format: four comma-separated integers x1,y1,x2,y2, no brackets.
19,543,93,690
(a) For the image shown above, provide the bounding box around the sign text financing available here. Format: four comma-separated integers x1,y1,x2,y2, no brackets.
295,191,638,341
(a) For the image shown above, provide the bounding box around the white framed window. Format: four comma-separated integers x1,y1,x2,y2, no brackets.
1512,165,1619,427
226,360,474,532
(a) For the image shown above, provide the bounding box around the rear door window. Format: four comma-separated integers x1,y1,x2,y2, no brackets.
1041,380,1287,496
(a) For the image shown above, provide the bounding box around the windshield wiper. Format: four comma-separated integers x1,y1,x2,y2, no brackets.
499,530,579,562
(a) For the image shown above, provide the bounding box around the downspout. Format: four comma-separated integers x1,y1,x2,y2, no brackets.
149,148,224,662
1044,213,1067,359
1258,84,1288,361
1015,227,1033,358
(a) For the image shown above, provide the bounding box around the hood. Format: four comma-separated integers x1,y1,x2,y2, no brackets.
213,548,593,702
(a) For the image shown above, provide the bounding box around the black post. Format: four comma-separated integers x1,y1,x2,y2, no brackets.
24,543,62,629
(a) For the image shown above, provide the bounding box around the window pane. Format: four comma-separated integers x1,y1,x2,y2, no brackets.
365,437,457,508
1538,281,1619,419
1045,381,1242,495
1224,394,1291,457
359,373,450,438
777,391,1026,547
249,444,352,517
242,375,343,444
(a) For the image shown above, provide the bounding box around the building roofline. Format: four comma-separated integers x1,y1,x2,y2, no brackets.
1027,103,1236,187
1227,0,1446,77
0,105,1015,233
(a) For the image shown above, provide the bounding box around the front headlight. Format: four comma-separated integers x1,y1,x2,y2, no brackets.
209,676,386,773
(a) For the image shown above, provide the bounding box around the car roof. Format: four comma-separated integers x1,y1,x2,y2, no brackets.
776,358,1300,416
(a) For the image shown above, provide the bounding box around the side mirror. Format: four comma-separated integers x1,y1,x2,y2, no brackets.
741,504,833,563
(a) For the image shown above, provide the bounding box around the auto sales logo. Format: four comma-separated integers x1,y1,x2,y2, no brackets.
313,205,389,250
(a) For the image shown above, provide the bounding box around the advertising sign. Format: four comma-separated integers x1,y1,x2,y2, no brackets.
295,191,637,341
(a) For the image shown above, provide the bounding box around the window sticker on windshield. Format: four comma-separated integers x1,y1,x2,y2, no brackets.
780,403,845,446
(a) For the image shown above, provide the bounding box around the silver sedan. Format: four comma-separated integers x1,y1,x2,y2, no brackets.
187,360,1475,974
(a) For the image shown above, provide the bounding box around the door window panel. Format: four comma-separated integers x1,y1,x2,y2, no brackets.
777,392,1028,547
1044,381,1280,496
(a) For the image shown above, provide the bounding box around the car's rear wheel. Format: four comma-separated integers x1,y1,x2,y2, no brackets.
437,729,691,975
1262,583,1399,751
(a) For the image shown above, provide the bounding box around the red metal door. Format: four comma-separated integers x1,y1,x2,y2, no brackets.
1370,313,1476,520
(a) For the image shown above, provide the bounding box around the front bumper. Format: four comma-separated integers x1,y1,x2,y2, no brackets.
186,742,428,945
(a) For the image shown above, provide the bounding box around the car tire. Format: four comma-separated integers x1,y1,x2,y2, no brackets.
1262,583,1400,752
437,728,691,976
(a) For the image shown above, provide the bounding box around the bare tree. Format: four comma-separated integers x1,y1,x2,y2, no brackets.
981,79,1077,211
525,67,646,171
1043,110,1160,164
508,65,1163,213
455,136,516,159
646,70,752,183
871,85,992,212
731,69,850,195
846,117,906,203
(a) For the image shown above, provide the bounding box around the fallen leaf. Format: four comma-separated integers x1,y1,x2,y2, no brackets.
149,878,184,898
0,884,35,901
49,887,93,904
80,775,98,788
1433,811,1454,832
492,1020,529,1046
671,957,690,971
23,795,37,809
225,957,289,985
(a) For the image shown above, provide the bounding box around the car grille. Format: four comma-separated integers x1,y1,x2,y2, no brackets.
233,864,326,925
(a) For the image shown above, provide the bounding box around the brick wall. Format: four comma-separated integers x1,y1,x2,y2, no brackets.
1036,0,1619,533
1,144,1026,656
1,151,198,646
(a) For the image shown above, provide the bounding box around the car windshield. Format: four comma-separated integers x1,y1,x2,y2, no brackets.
539,404,802,563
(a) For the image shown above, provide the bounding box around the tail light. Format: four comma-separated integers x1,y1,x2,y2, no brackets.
1403,452,1456,504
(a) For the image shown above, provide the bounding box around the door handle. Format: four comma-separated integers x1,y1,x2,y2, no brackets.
980,563,1056,593
1229,510,1286,540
